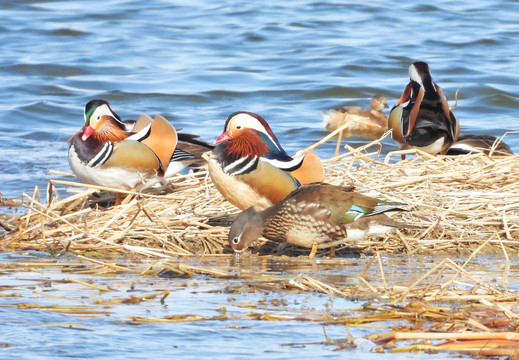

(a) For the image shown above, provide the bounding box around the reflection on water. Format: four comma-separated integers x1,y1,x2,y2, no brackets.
0,251,517,359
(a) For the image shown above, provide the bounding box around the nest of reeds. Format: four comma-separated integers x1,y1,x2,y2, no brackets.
1,132,518,258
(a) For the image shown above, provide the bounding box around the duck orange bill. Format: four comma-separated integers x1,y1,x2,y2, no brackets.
81,125,94,141
406,86,424,137
216,131,231,143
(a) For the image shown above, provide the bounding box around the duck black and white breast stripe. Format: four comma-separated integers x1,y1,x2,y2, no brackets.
87,142,114,167
223,156,259,176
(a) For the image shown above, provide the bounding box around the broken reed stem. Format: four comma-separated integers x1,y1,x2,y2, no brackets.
67,278,111,292
77,255,133,272
376,252,388,291
384,331,519,342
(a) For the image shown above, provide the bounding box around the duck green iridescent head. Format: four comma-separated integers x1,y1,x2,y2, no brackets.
82,99,124,141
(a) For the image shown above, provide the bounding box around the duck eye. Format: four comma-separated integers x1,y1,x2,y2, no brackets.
236,125,242,130
96,116,101,121
232,237,240,245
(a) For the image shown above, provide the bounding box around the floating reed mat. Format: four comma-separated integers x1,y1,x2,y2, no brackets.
2,253,519,358
1,132,519,257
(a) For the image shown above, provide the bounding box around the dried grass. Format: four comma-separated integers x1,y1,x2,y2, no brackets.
1,131,518,258
2,129,519,359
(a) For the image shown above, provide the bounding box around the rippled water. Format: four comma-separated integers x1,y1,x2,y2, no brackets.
1,0,518,199
2,251,517,359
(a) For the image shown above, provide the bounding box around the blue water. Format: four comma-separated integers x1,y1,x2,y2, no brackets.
1,0,518,199
2,251,516,359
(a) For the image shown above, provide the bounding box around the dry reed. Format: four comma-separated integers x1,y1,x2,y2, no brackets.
1,131,518,258
2,127,518,358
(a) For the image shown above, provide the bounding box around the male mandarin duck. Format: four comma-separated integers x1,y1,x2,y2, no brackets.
208,111,324,210
389,61,460,159
322,95,389,139
447,134,513,156
228,183,410,257
68,99,213,204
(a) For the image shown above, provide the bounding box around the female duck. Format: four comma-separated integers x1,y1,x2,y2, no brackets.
228,183,409,257
323,95,389,139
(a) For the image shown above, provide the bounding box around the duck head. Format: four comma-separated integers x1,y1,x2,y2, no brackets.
81,99,128,143
215,112,288,159
371,95,389,112
228,207,266,252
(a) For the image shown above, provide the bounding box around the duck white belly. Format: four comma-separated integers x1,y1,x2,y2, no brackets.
68,145,157,190
415,137,445,155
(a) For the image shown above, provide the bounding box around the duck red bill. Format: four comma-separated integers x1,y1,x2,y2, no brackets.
216,131,231,143
81,125,94,141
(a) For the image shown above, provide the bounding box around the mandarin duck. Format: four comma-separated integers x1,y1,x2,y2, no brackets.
208,111,324,210
322,95,389,139
68,99,213,205
389,62,460,159
228,183,409,257
447,134,513,156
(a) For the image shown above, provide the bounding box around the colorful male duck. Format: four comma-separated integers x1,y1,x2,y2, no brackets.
228,183,409,257
447,134,513,156
389,62,460,159
323,95,389,139
208,111,324,210
68,99,213,205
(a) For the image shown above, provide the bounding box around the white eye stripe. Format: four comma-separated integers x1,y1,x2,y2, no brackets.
90,104,114,124
408,64,423,86
231,113,282,152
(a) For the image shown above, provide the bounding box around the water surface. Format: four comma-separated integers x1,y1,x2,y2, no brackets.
1,251,516,359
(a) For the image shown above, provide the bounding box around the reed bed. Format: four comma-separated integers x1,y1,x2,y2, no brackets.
2,131,518,358
1,131,518,257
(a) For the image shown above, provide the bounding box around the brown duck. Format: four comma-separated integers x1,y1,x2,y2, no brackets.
323,95,389,139
228,183,410,257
